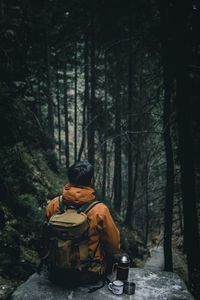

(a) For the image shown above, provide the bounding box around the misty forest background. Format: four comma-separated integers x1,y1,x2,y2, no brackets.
0,0,200,299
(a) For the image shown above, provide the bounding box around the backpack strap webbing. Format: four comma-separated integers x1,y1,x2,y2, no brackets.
58,196,101,214
58,195,65,213
77,200,101,214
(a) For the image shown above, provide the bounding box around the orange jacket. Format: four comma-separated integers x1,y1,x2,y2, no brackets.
45,184,120,264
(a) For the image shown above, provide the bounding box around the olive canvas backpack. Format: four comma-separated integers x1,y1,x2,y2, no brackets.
39,196,102,279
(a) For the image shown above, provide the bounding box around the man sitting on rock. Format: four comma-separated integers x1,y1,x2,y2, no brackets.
45,160,120,286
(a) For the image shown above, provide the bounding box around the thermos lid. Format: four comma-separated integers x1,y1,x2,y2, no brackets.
120,254,130,263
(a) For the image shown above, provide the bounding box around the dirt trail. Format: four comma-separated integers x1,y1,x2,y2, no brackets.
144,246,164,271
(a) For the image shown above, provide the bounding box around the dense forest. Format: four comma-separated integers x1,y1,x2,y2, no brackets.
0,0,200,299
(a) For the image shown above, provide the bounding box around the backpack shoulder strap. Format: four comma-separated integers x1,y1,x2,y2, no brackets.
59,196,101,214
84,200,101,214
77,200,101,214
58,195,65,213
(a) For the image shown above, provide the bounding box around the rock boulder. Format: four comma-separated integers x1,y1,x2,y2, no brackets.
11,268,194,300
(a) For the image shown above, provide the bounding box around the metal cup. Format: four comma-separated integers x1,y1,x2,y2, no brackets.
108,280,124,295
123,281,136,295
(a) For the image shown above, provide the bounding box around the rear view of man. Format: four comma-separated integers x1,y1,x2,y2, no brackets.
45,160,120,286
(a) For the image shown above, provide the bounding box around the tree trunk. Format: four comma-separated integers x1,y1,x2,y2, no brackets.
125,136,140,227
113,51,122,213
102,54,107,198
163,68,174,272
173,1,200,296
145,154,150,245
74,41,78,162
44,0,54,139
37,71,43,125
56,61,61,165
124,7,134,227
78,28,89,161
113,104,121,212
0,0,4,19
176,50,200,299
178,201,183,236
159,0,175,273
64,65,69,169
87,2,95,166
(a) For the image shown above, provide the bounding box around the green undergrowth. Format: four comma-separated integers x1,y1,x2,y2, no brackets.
0,143,64,287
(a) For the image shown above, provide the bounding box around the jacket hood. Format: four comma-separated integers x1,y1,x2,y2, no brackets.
62,183,96,206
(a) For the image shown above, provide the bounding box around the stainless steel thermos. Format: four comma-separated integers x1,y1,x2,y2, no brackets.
116,254,130,281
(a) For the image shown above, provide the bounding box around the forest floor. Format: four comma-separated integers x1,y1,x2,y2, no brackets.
143,244,188,284
144,246,164,271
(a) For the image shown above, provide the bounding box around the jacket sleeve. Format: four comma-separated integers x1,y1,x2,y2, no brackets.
96,204,120,256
